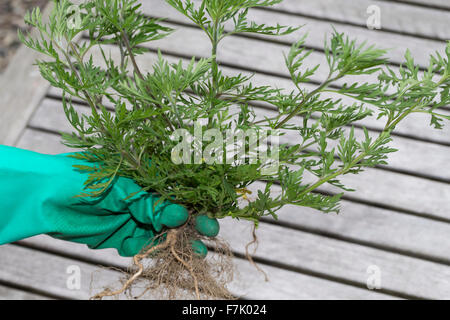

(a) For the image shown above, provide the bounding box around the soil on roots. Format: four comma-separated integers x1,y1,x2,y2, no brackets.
91,222,235,300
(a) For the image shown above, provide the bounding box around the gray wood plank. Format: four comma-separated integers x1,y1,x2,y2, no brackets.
388,0,450,9
0,285,51,300
14,219,438,300
0,3,53,146
252,181,450,263
16,128,73,154
320,167,450,221
272,0,450,40
144,0,446,68
0,245,127,300
219,218,450,299
16,236,393,299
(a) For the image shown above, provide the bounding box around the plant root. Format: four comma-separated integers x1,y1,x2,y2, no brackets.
91,222,235,300
245,223,269,282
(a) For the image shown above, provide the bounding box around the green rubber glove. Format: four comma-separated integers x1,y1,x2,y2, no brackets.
0,145,219,257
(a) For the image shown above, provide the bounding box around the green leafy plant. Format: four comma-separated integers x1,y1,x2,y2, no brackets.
20,0,450,299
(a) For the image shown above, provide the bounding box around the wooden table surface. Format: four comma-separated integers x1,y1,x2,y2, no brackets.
0,0,449,299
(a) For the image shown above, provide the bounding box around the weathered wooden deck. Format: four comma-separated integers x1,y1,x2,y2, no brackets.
0,0,449,299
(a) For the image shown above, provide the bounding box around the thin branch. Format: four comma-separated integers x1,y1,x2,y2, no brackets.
275,73,341,129
121,30,176,131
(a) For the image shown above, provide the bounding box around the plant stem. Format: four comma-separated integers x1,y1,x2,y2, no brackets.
121,31,145,81
208,20,220,128
64,41,101,119
121,30,176,131
275,74,340,129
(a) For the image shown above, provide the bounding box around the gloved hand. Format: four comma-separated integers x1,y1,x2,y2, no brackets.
0,145,219,257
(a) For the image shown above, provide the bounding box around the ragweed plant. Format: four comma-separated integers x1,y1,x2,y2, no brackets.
20,0,450,299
